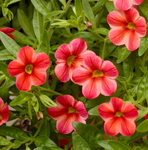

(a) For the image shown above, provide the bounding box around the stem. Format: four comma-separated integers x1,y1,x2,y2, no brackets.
56,0,72,19
39,87,63,96
6,143,14,150
102,39,106,60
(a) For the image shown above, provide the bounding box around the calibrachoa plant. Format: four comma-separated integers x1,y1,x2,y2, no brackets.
0,0,148,150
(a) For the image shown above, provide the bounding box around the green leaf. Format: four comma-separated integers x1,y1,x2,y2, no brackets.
7,0,21,6
97,140,114,150
0,136,10,145
12,30,34,46
75,0,83,17
33,9,44,43
72,132,91,150
137,71,148,103
116,46,131,63
88,105,99,116
10,92,33,106
108,141,133,150
17,9,35,38
46,11,64,20
94,28,109,36
105,1,115,12
40,118,50,137
135,110,147,122
31,0,49,16
137,120,148,132
35,135,57,147
72,122,104,147
139,3,148,20
138,37,148,56
82,0,96,29
0,126,29,140
0,31,20,57
0,49,15,60
13,140,21,149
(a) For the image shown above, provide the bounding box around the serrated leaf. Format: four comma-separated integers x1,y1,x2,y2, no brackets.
17,9,35,38
0,31,20,57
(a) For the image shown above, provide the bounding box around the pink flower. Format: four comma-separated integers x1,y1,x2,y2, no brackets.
109,0,143,11
145,113,148,120
8,46,50,91
72,55,118,99
107,7,146,51
98,97,138,136
47,95,88,134
0,27,15,40
0,98,9,125
55,38,95,82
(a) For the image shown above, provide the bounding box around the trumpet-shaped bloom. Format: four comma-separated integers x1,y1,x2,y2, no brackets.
8,46,50,91
98,97,138,136
107,7,146,51
0,98,9,125
47,95,88,134
55,38,95,82
109,0,143,11
72,56,118,99
0,27,15,40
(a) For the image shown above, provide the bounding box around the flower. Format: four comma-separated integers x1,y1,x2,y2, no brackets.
107,7,146,51
145,113,148,120
98,97,138,136
0,27,15,40
47,95,88,134
8,46,50,91
0,98,9,125
55,38,95,82
109,0,143,11
72,55,118,99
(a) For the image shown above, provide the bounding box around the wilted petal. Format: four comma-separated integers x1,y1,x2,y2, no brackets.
33,53,50,70
8,60,24,76
98,103,115,121
69,38,87,55
55,63,70,82
100,77,117,96
17,46,36,65
16,72,31,91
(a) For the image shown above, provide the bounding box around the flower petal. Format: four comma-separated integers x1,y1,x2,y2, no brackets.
55,63,70,82
101,61,118,79
17,46,36,65
55,44,71,60
1,28,15,33
69,38,87,55
1,105,9,123
16,72,31,91
6,33,15,40
113,0,132,11
8,60,24,77
82,78,101,99
104,117,120,136
109,28,128,46
109,97,124,112
125,30,140,51
135,17,146,37
33,53,50,70
0,98,4,110
133,0,143,5
100,77,117,96
98,103,115,121
121,103,138,120
107,10,127,28
119,117,136,136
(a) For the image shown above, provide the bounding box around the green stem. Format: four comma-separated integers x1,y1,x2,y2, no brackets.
39,87,63,96
102,39,106,60
6,143,14,150
56,0,72,19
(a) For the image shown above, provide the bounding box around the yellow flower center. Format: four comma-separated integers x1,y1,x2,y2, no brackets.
0,114,2,120
92,70,104,78
68,107,77,114
115,111,124,117
67,55,76,66
126,22,136,30
25,64,33,74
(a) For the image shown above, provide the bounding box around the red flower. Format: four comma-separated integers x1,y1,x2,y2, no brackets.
8,46,50,91
47,95,88,134
107,7,146,51
98,97,138,136
145,113,148,120
0,27,15,40
55,38,95,82
72,55,118,99
0,98,9,125
109,0,143,11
